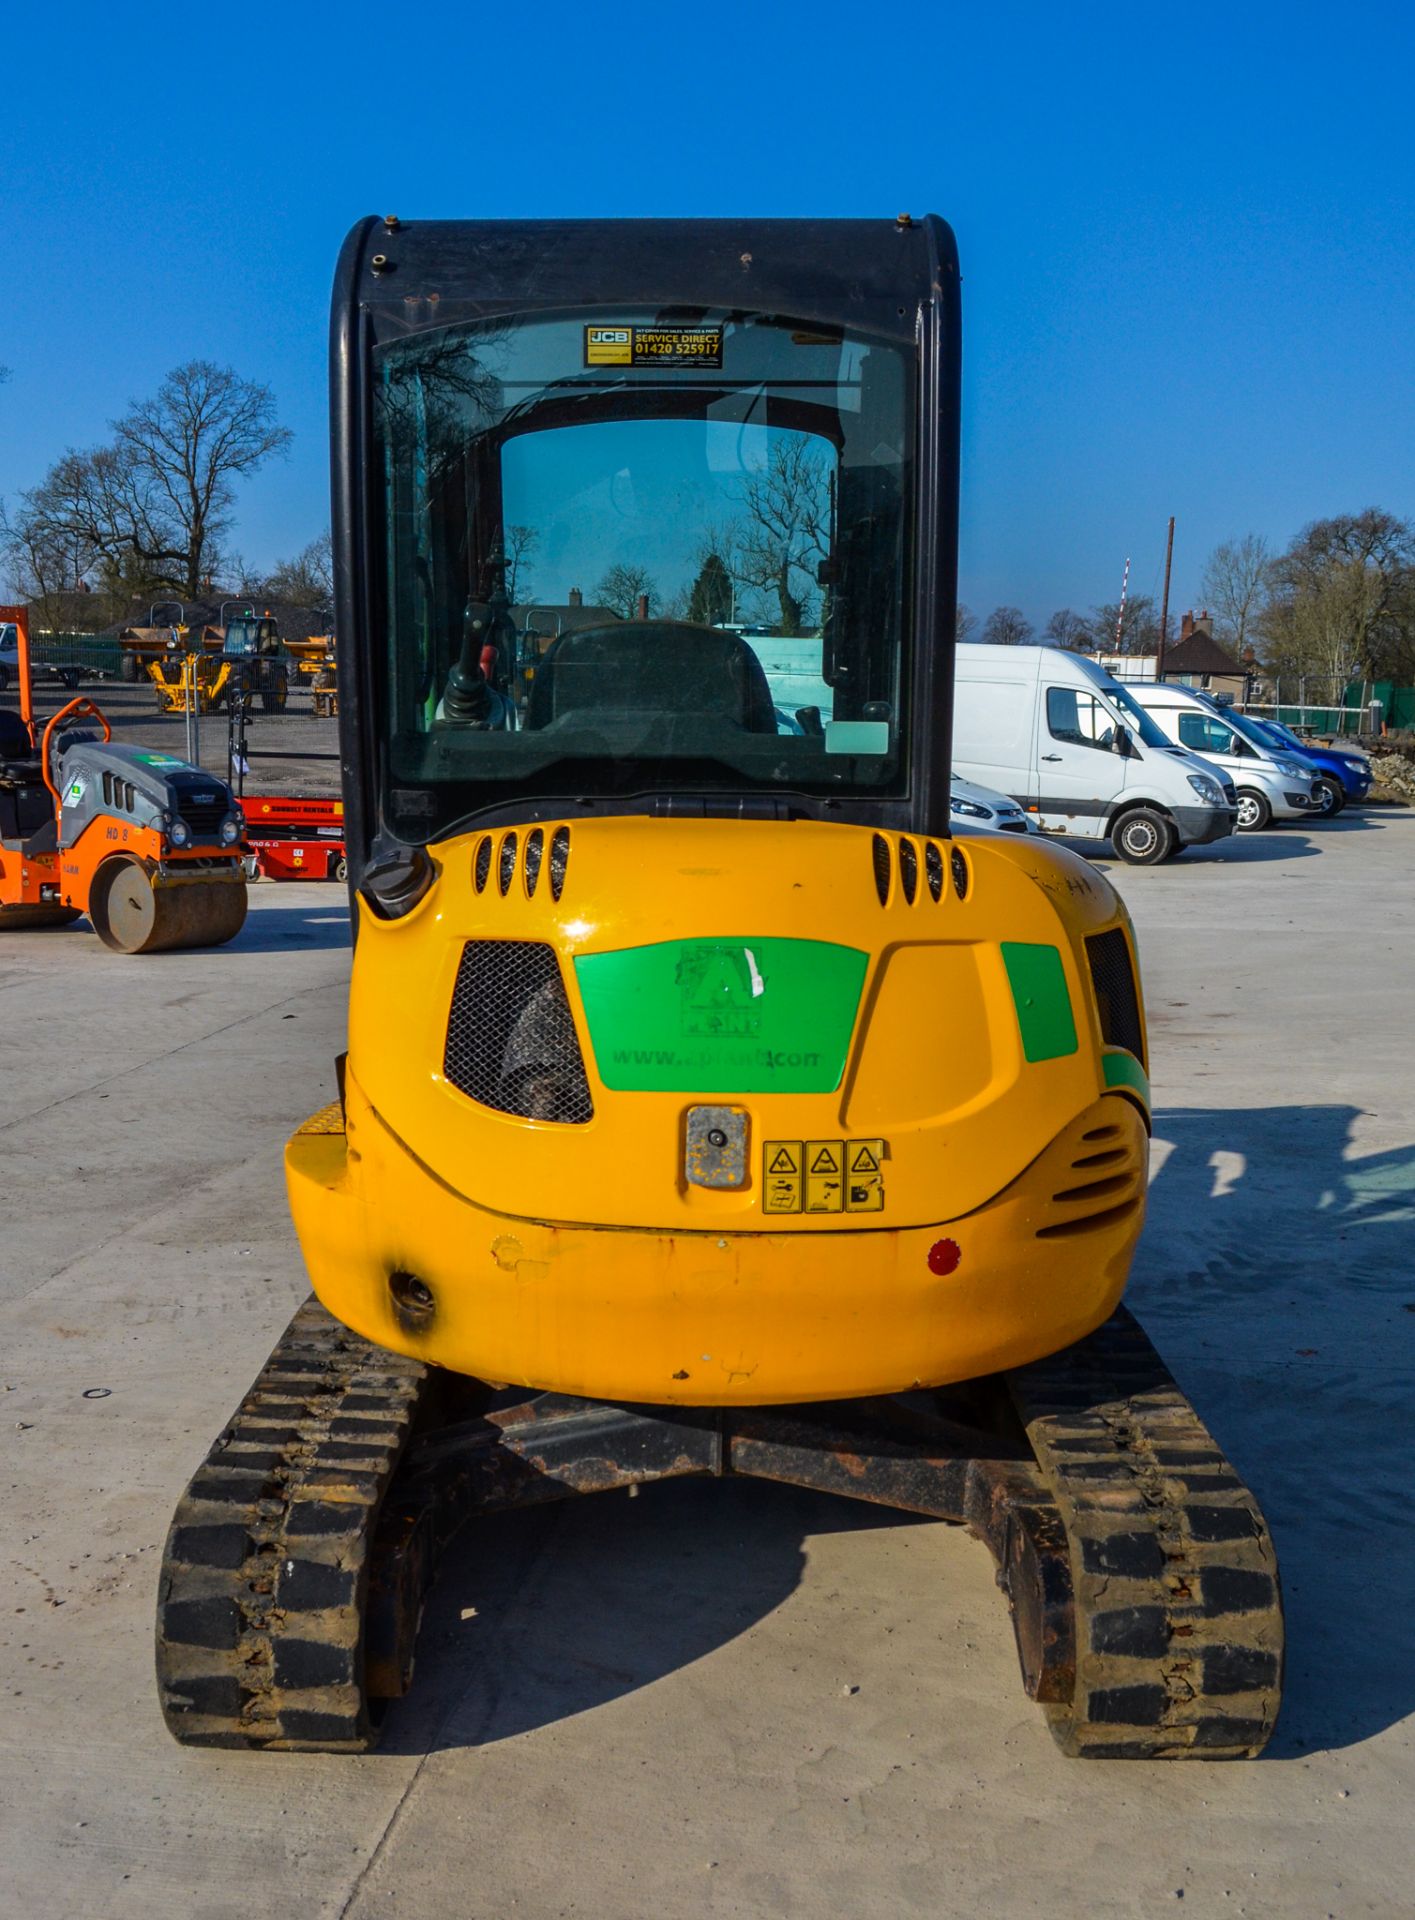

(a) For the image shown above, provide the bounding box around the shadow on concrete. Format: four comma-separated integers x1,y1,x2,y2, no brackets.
1133,1103,1415,1759
376,1474,921,1758
1077,831,1320,869
235,896,350,953
374,1101,1415,1761
1170,831,1326,865
1081,807,1401,871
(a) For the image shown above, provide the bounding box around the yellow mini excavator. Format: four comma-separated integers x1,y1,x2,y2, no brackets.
157,216,1282,1758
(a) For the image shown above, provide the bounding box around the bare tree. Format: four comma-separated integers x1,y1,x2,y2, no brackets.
981,605,1034,646
113,362,292,596
0,496,105,633
16,362,291,602
733,436,831,634
955,602,978,643
221,552,269,597
503,524,538,605
1200,535,1271,656
1258,509,1414,686
1044,607,1089,649
261,531,334,607
595,562,659,619
1089,592,1159,655
24,443,179,602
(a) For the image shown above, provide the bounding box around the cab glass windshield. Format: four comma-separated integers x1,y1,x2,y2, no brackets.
372,310,913,831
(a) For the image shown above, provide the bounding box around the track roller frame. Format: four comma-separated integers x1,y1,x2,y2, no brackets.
157,1303,1282,1757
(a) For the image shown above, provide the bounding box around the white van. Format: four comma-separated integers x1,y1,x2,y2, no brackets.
1128,684,1321,831
952,645,1236,864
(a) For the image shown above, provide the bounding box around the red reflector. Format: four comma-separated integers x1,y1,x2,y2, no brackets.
927,1238,961,1276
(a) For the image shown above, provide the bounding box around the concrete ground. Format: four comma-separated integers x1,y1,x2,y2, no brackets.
1,812,1411,1920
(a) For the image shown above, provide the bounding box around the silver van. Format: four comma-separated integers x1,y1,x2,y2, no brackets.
1130,685,1322,830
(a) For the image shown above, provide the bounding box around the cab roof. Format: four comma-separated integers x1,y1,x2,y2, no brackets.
335,215,958,345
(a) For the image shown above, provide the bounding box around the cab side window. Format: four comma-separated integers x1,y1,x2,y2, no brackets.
1046,687,1114,751
1177,713,1235,754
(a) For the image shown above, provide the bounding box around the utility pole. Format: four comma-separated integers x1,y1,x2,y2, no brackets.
1156,516,1175,679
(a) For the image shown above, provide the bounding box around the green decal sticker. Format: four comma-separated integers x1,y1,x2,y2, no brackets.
1001,942,1078,1063
575,937,868,1093
1102,1049,1150,1103
135,752,182,767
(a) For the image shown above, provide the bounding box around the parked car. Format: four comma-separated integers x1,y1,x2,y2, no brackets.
1241,715,1372,815
950,772,1036,833
1129,684,1322,830
952,644,1236,863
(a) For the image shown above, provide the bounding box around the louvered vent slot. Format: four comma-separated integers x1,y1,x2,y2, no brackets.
1035,1197,1141,1240
498,832,518,896
444,940,593,1124
898,838,918,904
871,833,892,906
1086,927,1145,1062
473,837,492,893
549,825,571,900
925,840,944,902
524,827,544,896
951,846,969,900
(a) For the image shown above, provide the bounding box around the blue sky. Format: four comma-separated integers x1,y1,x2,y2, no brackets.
4,0,1412,631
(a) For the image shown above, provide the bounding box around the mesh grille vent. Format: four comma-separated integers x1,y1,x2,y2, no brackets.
1086,928,1145,1063
444,940,593,1124
473,837,492,892
549,826,571,900
925,841,944,902
177,796,226,838
498,833,518,896
524,827,544,896
951,847,969,900
898,837,918,904
871,833,892,905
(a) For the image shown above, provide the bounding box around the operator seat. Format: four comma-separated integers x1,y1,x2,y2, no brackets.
0,709,52,842
525,622,778,734
0,708,33,763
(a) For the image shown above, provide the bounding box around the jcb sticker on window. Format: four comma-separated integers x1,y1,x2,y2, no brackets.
584,324,723,368
763,1138,885,1214
585,326,633,365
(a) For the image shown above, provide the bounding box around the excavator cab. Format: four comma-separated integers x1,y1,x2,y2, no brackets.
156,219,1282,1760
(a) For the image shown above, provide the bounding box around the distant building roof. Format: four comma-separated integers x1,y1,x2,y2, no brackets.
514,602,620,637
1161,633,1243,677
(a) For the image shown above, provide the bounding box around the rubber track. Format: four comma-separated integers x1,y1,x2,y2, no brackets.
156,1296,432,1750
1006,1307,1283,1758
